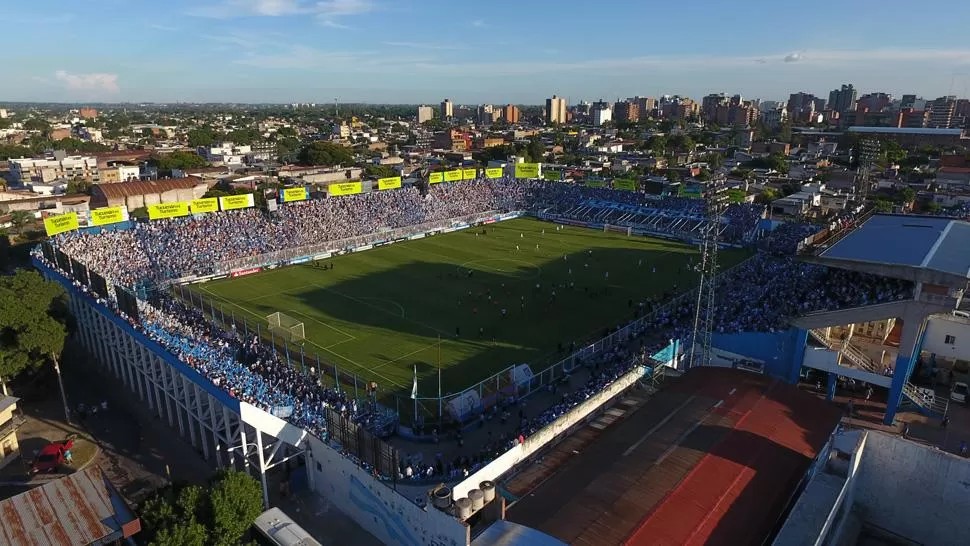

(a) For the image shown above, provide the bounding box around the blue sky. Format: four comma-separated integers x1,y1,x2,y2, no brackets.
4,0,970,104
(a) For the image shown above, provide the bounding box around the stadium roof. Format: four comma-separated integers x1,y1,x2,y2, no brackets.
846,127,964,136
471,520,568,546
0,467,140,546
505,367,841,546
812,214,970,286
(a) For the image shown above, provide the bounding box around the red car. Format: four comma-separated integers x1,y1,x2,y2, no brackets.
31,439,74,474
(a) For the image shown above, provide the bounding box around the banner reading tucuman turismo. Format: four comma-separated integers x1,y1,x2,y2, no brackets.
514,163,540,179
485,168,504,179
89,206,129,227
429,172,444,184
444,169,463,182
219,193,255,210
328,182,362,196
377,176,402,190
43,212,79,237
281,186,309,202
148,201,190,220
462,168,477,180
189,197,219,214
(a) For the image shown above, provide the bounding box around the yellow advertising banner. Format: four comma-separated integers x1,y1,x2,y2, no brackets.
462,168,477,180
43,212,79,237
189,197,219,214
485,168,504,179
90,206,126,227
514,163,540,179
219,193,255,211
377,176,402,190
613,179,638,191
148,201,190,220
329,182,362,196
444,169,463,182
281,187,308,202
429,172,444,184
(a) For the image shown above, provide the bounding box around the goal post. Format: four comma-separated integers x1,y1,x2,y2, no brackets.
603,224,633,236
266,311,305,342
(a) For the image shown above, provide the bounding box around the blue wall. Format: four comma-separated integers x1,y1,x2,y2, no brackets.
711,329,803,380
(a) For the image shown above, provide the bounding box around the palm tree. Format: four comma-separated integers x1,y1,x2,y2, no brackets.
9,210,33,236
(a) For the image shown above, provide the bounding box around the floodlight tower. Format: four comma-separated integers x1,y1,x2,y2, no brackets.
689,178,727,370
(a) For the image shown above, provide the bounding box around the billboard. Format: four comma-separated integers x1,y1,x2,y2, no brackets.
148,201,190,220
189,197,219,214
219,193,255,210
444,169,463,182
462,168,477,180
329,182,362,196
543,170,561,181
485,167,504,179
281,186,309,202
89,206,128,227
586,179,606,188
377,176,402,190
429,172,444,184
514,163,540,179
43,212,79,237
613,179,637,191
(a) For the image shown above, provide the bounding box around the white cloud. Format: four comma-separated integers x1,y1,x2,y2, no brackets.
320,19,351,29
784,52,802,63
188,0,375,20
315,0,374,17
54,70,120,93
471,19,486,27
381,41,463,51
149,23,179,32
232,45,429,71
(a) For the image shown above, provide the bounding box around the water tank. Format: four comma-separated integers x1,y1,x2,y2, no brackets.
455,497,472,520
468,489,485,510
431,485,453,509
480,480,496,503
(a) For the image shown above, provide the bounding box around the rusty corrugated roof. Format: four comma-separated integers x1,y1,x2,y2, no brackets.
0,467,138,546
93,178,202,201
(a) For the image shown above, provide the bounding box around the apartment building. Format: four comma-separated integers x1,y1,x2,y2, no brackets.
99,164,141,183
828,84,857,114
929,96,957,128
545,95,567,124
9,152,100,185
613,101,640,123
417,105,434,123
440,99,453,120
0,393,22,470
197,141,251,167
502,104,520,124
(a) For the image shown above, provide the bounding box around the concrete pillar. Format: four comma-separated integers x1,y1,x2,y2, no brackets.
884,313,927,425
827,371,838,401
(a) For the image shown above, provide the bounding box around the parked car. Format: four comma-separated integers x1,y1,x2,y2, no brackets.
31,438,74,474
951,382,969,405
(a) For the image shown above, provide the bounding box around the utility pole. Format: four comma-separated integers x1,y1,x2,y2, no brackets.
52,353,71,425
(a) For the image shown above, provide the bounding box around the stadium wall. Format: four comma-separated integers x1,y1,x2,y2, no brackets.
451,361,656,499
710,329,806,380
33,259,470,545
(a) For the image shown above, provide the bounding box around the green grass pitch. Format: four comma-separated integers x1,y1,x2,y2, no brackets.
194,218,748,397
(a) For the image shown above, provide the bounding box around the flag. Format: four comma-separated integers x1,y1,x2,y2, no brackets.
411,364,418,400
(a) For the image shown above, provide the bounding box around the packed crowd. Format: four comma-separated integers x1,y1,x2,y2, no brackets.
56,180,764,287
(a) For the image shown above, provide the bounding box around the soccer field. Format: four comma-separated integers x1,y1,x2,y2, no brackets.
192,218,748,397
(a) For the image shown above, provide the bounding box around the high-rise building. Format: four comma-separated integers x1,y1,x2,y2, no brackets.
857,93,892,113
476,104,495,125
955,99,970,128
417,105,434,123
929,96,957,128
828,84,857,114
545,95,567,124
900,94,918,109
626,96,655,120
787,92,818,122
440,99,453,120
592,102,612,126
614,101,640,123
701,93,728,122
502,104,520,124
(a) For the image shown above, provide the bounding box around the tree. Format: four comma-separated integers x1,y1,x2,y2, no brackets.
66,178,93,195
139,470,262,546
187,127,222,148
298,141,354,166
897,187,916,205
0,270,69,388
364,164,396,179
9,211,33,236
756,188,779,204
150,151,208,171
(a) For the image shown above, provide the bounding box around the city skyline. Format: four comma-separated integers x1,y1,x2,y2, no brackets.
3,0,970,104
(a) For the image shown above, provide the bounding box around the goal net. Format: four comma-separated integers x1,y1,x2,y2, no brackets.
604,224,633,236
266,311,305,342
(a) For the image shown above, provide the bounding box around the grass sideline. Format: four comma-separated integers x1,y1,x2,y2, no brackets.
192,218,749,397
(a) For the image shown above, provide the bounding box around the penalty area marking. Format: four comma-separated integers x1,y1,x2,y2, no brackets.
357,297,406,318
457,258,542,279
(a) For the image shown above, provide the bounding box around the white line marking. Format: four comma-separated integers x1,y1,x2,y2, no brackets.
728,388,737,396
623,395,697,457
713,400,723,408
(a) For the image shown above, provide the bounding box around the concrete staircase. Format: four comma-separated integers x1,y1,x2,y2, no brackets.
901,382,949,418
809,329,883,375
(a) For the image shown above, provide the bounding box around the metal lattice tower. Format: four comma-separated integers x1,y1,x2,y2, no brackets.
689,182,727,370
856,138,880,204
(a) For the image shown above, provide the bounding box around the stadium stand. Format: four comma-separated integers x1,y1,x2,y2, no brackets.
37,178,911,486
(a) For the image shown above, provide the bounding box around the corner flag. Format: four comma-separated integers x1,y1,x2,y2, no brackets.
411,364,418,400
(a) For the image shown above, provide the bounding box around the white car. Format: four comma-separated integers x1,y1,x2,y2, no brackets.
951,382,968,404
